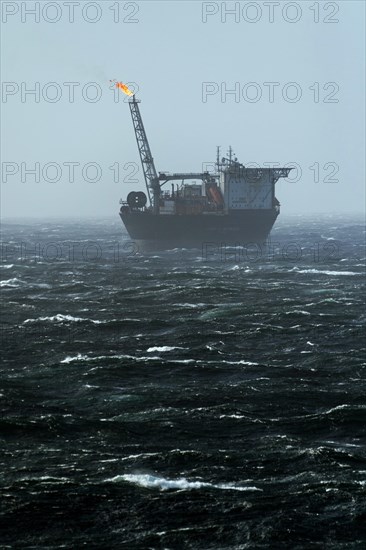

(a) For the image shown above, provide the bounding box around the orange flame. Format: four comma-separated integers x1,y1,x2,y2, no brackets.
110,79,134,96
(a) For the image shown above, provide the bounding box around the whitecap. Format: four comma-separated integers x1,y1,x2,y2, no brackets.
172,303,206,309
62,353,162,365
223,360,259,366
119,452,160,461
219,414,246,419
106,473,261,492
147,346,184,353
167,359,196,364
20,476,70,483
24,314,104,325
0,277,26,287
227,265,251,272
285,310,311,316
323,404,366,415
61,354,89,364
1,277,51,288
293,269,358,276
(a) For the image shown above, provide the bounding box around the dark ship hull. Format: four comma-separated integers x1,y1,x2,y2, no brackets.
120,208,278,247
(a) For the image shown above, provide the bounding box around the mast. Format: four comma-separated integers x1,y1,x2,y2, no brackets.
128,96,160,213
228,146,233,164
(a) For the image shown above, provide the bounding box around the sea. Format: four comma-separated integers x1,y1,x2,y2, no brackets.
1,214,365,549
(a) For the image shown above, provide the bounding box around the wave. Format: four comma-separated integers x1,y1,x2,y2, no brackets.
23,314,105,325
269,404,366,423
285,310,311,316
61,353,162,364
323,404,366,415
227,265,252,272
222,360,259,366
106,473,261,492
18,475,71,484
292,268,359,276
219,414,246,419
61,354,90,364
304,298,342,306
147,346,185,353
0,277,51,288
172,303,206,309
0,277,27,288
167,359,196,364
1,264,14,269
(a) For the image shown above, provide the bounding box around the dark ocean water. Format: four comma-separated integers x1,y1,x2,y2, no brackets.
1,214,365,549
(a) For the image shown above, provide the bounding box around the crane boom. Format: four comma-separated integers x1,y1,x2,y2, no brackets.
128,96,160,213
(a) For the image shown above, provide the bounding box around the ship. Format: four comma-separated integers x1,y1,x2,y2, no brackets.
119,95,292,248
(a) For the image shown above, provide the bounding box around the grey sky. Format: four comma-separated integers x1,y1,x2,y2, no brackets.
1,0,365,218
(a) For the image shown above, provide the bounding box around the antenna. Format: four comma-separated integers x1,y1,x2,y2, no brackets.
228,146,233,163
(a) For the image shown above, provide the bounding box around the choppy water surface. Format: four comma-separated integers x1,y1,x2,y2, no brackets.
1,214,365,548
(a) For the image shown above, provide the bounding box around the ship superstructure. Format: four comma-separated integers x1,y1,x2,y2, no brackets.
119,96,292,245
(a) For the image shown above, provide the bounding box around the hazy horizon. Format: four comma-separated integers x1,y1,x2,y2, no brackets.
2,211,365,223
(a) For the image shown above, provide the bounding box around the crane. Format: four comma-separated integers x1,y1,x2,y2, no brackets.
128,96,160,214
